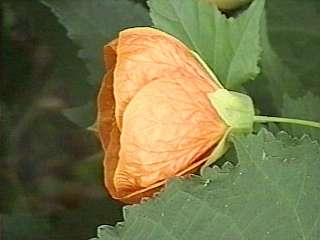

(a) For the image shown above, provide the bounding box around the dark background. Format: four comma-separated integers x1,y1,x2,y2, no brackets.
1,0,319,239
0,1,150,239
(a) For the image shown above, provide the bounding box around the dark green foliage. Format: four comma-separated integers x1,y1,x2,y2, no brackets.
281,93,320,141
42,0,151,86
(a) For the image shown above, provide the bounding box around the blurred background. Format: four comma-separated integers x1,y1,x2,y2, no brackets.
0,1,150,239
1,0,319,239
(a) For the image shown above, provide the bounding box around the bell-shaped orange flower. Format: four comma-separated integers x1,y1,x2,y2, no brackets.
97,27,228,204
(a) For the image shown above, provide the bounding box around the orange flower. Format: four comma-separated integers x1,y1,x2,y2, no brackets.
97,27,228,204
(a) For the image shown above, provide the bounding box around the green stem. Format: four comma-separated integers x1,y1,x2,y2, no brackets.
254,116,320,129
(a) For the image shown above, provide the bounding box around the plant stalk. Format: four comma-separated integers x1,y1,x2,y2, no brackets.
254,116,320,129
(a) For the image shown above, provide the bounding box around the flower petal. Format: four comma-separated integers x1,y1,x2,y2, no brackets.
99,27,226,203
113,76,226,195
109,27,220,129
97,71,115,149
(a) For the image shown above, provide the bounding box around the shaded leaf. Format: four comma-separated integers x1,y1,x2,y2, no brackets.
148,0,265,89
42,0,151,86
92,129,320,240
267,0,320,93
281,93,320,141
246,14,302,115
247,0,320,115
56,199,122,240
63,101,96,128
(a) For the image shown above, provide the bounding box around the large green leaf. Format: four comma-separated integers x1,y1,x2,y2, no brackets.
246,14,303,115
281,93,320,141
42,0,151,86
91,129,320,239
148,0,265,90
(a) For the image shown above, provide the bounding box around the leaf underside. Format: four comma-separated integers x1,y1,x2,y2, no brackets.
92,129,320,240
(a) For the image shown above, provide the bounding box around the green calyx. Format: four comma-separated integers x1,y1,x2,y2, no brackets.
200,128,232,174
201,89,254,174
201,88,320,174
203,88,320,174
193,48,320,174
192,51,255,134
208,88,320,134
208,89,255,134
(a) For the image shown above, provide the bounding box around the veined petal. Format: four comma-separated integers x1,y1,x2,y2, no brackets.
114,76,226,195
99,27,227,204
97,71,115,149
107,27,220,129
